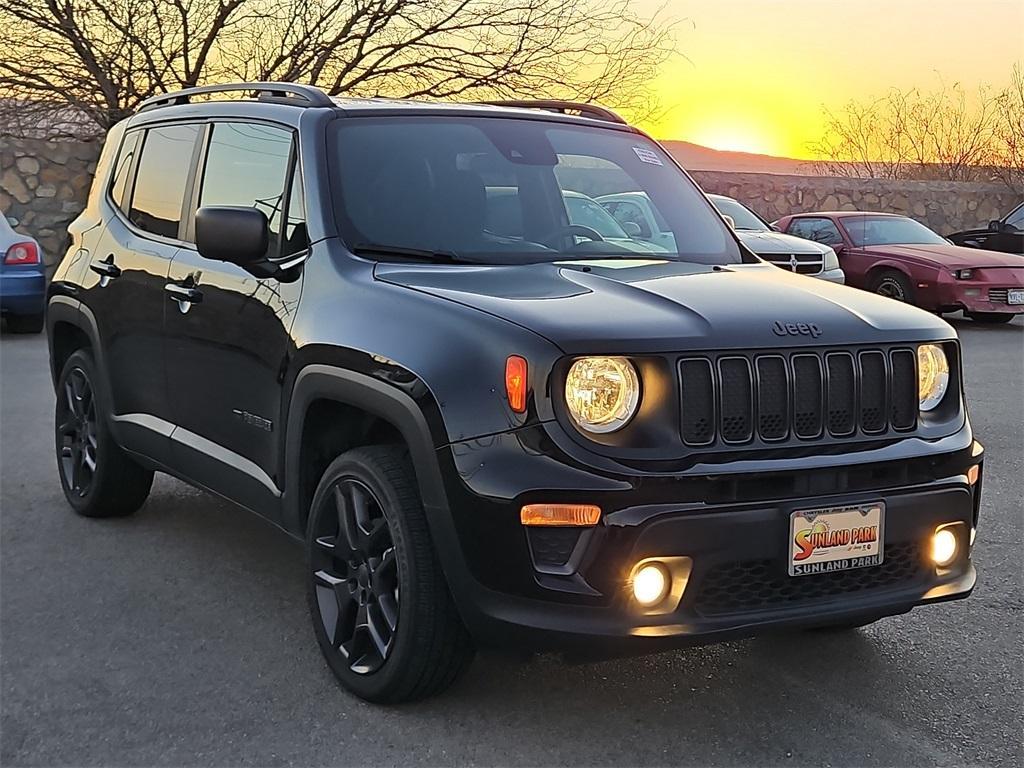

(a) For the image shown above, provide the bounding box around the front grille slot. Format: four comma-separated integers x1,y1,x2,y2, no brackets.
678,345,921,447
694,541,927,616
718,357,753,443
826,353,856,435
890,349,917,430
756,356,789,440
859,351,887,433
988,288,1009,303
681,359,715,445
792,354,824,438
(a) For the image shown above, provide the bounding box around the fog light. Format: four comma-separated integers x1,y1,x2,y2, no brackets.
632,562,670,606
931,528,958,567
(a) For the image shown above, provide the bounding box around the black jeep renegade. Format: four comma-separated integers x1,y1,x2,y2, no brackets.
47,83,982,703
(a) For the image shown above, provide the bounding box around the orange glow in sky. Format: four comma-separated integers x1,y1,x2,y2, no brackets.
628,0,1023,158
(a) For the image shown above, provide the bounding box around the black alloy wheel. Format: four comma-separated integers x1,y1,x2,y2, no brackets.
57,366,99,498
310,477,400,675
305,445,473,703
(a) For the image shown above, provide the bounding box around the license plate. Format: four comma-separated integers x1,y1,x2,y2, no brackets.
1007,289,1024,305
789,503,884,577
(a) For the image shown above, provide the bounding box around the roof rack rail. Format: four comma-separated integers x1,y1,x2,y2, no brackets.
138,82,334,111
477,100,626,124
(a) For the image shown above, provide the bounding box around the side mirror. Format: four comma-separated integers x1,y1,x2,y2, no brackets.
771,223,783,232
621,221,642,238
832,243,846,255
196,207,269,268
988,219,1003,232
722,214,736,230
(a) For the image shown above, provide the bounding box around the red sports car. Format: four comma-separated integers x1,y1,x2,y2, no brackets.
775,211,1024,323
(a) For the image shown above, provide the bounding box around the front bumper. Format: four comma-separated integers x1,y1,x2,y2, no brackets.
934,272,1024,314
434,428,982,655
816,267,846,284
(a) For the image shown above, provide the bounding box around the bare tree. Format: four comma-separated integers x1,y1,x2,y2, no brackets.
809,75,1023,191
0,0,675,139
990,64,1024,192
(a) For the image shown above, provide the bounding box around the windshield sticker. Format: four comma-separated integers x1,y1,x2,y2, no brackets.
632,147,664,166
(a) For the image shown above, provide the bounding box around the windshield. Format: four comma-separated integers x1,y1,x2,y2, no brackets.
844,216,947,246
329,116,743,265
710,196,769,231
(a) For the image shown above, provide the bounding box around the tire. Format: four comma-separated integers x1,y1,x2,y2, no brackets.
6,312,44,334
966,311,1015,324
54,349,154,517
306,445,473,703
870,270,913,303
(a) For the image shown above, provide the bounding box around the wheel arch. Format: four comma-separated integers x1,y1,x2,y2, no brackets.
283,365,451,540
46,297,104,389
865,261,913,288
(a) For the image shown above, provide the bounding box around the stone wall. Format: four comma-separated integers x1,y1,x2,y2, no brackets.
1,137,100,263
1,136,1021,270
688,170,1022,235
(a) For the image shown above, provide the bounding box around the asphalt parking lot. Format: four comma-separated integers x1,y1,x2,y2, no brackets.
1,315,1021,767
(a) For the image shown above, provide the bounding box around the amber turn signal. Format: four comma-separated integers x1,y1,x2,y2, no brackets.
505,355,528,413
520,504,601,527
967,464,979,486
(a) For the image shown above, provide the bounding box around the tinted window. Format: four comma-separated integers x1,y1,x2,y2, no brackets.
129,124,201,238
109,131,140,210
330,117,742,265
199,122,293,258
842,216,945,246
283,162,308,258
710,196,769,232
787,217,843,246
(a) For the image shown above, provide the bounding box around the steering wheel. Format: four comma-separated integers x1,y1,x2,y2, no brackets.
540,225,605,249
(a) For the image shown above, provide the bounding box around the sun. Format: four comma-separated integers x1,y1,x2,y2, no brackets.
689,126,778,156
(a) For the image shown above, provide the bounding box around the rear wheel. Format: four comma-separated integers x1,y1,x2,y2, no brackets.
306,445,473,703
870,270,913,303
6,312,44,334
55,350,153,517
966,311,1015,324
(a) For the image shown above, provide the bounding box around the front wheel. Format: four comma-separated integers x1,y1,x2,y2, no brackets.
870,270,913,304
306,445,473,703
966,311,1015,324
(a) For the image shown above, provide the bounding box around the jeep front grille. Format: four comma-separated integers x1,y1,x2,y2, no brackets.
679,347,917,447
762,253,823,275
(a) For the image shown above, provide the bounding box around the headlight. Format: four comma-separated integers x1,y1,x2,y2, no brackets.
917,344,949,411
565,357,640,433
954,268,974,280
822,246,840,272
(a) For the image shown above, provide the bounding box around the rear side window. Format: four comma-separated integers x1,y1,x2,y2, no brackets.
199,122,293,259
787,217,843,246
129,124,201,239
109,131,140,211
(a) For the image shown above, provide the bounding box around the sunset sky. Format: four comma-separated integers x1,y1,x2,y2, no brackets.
634,0,1023,159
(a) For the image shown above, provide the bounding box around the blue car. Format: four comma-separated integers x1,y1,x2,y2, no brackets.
0,216,45,333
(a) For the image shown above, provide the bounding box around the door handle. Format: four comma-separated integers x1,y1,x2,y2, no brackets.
164,282,203,312
89,255,121,284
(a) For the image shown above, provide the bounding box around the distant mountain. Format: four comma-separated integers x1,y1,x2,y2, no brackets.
660,140,819,175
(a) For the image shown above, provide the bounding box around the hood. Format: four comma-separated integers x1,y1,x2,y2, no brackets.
864,243,1024,269
734,231,829,255
375,259,952,354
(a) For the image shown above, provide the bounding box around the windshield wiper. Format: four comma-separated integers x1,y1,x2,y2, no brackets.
351,243,465,263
